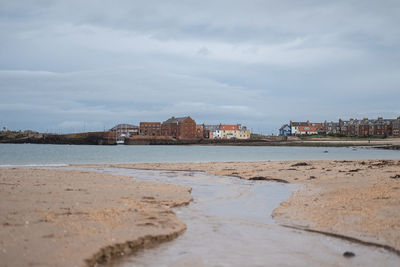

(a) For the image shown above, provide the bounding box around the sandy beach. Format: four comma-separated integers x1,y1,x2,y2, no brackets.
96,159,400,252
1,159,400,266
0,169,192,267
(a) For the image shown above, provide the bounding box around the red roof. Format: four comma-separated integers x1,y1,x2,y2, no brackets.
220,124,239,131
298,125,317,132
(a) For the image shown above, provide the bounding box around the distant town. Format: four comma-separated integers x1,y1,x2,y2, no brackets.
110,116,251,143
110,115,400,143
280,116,400,138
1,115,400,146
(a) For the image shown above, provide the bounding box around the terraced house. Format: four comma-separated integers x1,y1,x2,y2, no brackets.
205,124,250,139
203,124,220,139
393,118,400,137
339,117,398,137
284,116,400,137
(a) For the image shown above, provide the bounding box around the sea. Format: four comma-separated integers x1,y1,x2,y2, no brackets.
0,143,399,166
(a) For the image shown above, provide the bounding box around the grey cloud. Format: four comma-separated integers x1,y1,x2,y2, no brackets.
0,1,400,133
0,68,265,131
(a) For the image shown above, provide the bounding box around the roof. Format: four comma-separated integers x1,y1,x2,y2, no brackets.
220,124,239,131
140,122,161,126
163,116,191,124
298,125,317,132
290,122,310,127
311,123,324,128
326,121,339,126
110,124,138,131
203,125,220,131
279,124,290,131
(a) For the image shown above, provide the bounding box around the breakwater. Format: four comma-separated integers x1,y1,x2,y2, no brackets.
0,131,116,145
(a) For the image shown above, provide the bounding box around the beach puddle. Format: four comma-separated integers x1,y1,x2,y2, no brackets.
94,168,398,267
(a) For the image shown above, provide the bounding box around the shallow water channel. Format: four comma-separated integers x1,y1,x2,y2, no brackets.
95,168,398,267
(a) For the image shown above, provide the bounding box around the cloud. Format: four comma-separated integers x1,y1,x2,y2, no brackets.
0,1,400,133
0,68,266,131
57,120,104,132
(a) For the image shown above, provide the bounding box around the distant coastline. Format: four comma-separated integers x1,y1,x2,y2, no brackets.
1,130,400,149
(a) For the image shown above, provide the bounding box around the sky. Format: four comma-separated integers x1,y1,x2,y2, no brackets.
1,0,400,134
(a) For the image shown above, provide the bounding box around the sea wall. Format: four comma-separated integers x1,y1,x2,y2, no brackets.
0,131,116,145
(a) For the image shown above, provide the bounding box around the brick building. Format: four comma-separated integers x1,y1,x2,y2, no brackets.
139,122,161,136
288,116,400,137
358,118,372,137
324,121,340,135
339,117,393,137
372,117,392,136
196,125,204,138
393,117,400,137
161,116,197,139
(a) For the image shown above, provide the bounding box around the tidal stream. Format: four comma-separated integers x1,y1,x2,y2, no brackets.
94,168,398,267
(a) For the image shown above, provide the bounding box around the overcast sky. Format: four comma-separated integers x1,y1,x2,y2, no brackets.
1,0,399,134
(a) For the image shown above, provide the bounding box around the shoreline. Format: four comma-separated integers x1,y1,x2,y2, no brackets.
1,136,400,149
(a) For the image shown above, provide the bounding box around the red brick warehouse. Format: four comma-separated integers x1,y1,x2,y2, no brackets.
161,116,197,139
139,122,161,136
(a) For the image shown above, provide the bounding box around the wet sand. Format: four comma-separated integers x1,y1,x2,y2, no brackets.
98,168,399,267
0,169,192,267
94,159,400,252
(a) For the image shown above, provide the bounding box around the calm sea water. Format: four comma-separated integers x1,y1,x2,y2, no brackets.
0,143,399,165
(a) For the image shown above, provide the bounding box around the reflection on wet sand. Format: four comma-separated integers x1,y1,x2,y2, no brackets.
99,168,399,267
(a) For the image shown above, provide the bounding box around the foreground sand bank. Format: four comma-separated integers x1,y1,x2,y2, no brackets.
93,159,400,252
2,159,399,266
0,169,192,267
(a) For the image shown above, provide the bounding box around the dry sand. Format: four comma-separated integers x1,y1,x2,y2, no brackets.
0,169,192,267
96,159,400,252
